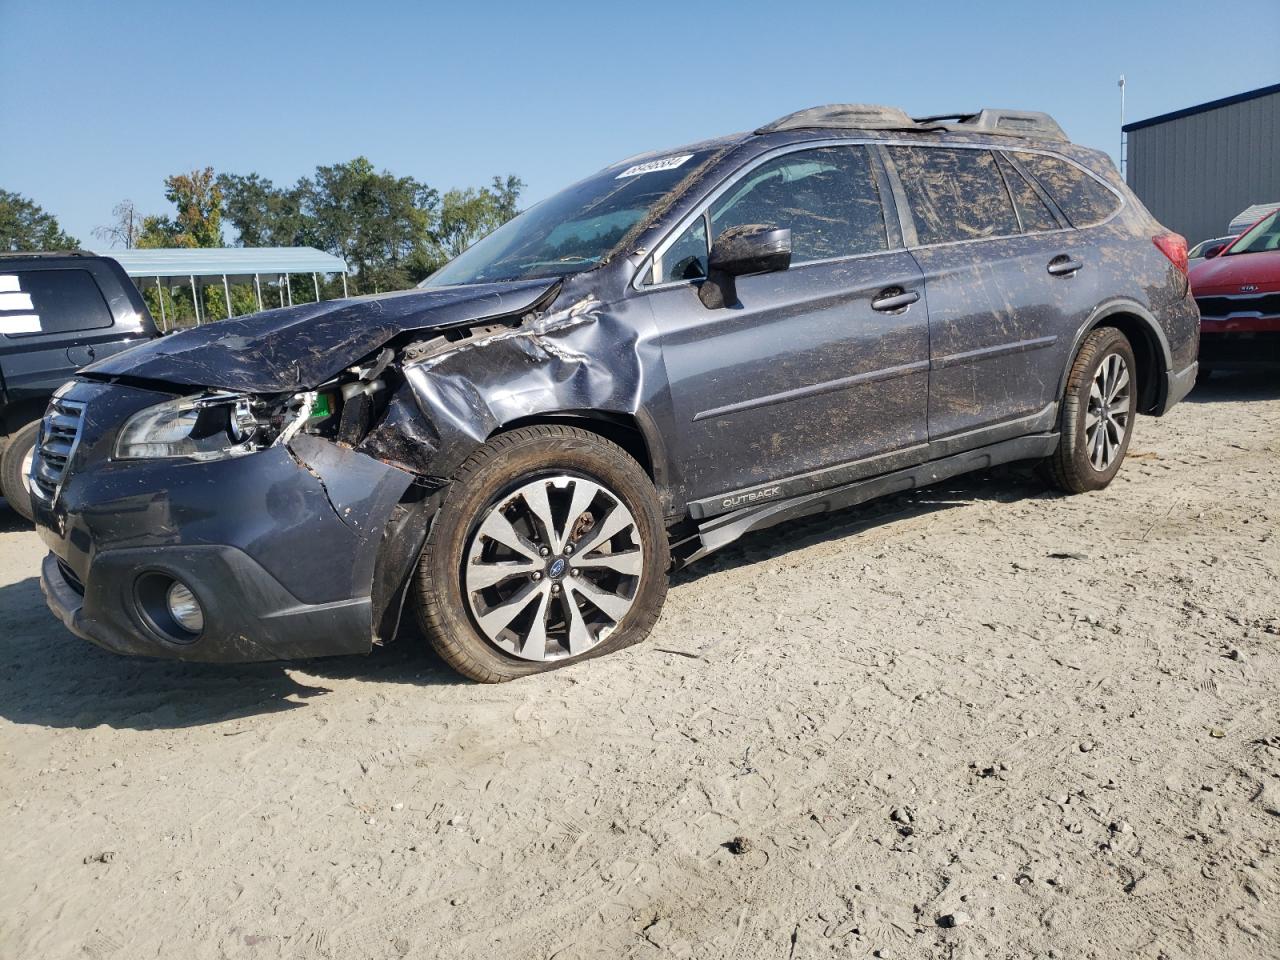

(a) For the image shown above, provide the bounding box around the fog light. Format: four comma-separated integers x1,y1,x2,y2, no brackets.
166,582,204,634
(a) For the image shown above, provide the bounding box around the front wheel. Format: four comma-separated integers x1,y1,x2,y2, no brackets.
413,425,670,682
1043,327,1137,494
0,420,40,523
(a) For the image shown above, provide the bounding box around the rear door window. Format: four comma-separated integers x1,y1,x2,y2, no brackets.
995,153,1060,233
652,145,888,284
1013,152,1120,227
887,146,1019,245
0,269,113,338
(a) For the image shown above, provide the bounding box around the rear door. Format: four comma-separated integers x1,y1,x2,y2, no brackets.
641,143,930,513
882,144,1100,453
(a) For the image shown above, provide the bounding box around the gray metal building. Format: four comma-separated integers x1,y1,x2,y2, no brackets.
1123,82,1280,246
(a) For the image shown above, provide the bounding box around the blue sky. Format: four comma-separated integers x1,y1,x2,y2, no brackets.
3,0,1277,245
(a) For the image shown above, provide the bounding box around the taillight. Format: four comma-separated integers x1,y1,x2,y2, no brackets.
1153,232,1189,276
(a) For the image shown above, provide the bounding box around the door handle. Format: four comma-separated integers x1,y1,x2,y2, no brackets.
870,288,920,312
1047,256,1083,276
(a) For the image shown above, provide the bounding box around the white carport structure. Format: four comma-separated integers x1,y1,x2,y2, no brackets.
96,247,350,329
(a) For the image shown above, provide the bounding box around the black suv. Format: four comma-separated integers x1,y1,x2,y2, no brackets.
1,253,158,521
32,105,1199,681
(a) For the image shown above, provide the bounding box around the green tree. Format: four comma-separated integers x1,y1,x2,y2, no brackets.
300,157,439,294
431,174,525,265
217,173,308,247
138,168,223,248
0,189,80,251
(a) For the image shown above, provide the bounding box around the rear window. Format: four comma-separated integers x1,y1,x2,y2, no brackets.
1013,152,1120,228
0,269,113,338
887,146,1019,245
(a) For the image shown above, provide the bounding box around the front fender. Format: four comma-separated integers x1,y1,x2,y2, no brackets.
356,295,661,482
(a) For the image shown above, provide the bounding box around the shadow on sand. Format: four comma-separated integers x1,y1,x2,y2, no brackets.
1185,367,1280,404
0,569,460,732
1,460,1059,732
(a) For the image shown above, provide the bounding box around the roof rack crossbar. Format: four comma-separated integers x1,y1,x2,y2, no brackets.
911,112,979,124
911,108,1068,141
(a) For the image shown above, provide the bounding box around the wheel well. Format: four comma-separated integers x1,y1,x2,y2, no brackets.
492,412,657,482
1093,314,1163,414
1,399,47,440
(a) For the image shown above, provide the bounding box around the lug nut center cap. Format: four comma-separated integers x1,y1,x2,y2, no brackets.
547,557,568,580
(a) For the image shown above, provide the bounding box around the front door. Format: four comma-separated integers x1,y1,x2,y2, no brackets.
641,144,930,513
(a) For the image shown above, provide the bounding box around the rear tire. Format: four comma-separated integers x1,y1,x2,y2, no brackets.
0,420,40,523
413,425,669,682
1043,327,1137,494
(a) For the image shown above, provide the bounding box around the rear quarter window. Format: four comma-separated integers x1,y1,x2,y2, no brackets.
0,269,113,338
995,152,1060,233
1013,152,1120,228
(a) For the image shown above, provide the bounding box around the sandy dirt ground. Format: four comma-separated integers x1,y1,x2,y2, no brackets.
1,373,1277,960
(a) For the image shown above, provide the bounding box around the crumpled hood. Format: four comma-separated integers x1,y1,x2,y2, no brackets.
1189,251,1280,295
82,278,560,393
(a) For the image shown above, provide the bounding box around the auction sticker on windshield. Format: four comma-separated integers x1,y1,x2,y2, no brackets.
616,154,693,179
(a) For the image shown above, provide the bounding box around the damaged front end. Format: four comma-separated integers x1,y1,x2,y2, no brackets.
35,274,651,664
32,368,438,662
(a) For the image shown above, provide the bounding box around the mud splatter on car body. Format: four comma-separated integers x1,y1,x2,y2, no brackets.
31,104,1200,664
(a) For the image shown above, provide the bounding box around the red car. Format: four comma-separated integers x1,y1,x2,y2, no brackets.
1189,208,1280,374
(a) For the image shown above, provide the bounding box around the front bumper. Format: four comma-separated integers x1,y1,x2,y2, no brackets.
40,546,376,661
1199,316,1280,335
33,380,423,663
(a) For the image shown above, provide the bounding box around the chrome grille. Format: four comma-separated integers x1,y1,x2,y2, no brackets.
31,397,86,503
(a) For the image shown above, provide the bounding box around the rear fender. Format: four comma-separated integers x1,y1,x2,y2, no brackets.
1060,300,1173,414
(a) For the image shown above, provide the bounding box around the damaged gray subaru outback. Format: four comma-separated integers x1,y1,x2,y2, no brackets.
32,105,1199,681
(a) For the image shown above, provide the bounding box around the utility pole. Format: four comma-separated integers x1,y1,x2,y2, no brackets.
1118,75,1127,177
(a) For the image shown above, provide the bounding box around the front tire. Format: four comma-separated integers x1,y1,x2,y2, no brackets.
1043,327,1137,494
0,420,40,523
413,425,670,682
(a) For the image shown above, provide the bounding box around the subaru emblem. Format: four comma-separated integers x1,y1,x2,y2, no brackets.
1241,284,1258,293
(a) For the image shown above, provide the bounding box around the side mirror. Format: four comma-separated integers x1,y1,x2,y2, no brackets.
1201,242,1227,260
699,224,792,309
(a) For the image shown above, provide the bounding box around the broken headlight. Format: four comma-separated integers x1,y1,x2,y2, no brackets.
115,394,267,461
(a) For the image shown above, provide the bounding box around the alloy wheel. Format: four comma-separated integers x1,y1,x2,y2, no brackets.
463,474,644,661
1085,353,1131,471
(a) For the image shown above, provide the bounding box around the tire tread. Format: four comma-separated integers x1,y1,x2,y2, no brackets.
1044,327,1135,494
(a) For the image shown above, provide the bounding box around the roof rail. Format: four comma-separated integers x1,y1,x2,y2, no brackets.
0,249,96,259
755,104,1068,141
755,104,918,135
913,108,1068,141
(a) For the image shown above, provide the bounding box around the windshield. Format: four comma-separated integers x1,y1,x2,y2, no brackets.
421,151,710,287
1225,210,1280,255
1190,236,1232,258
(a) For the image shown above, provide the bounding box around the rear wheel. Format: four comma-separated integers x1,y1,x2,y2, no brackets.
1043,327,1137,494
413,425,669,682
0,420,40,523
